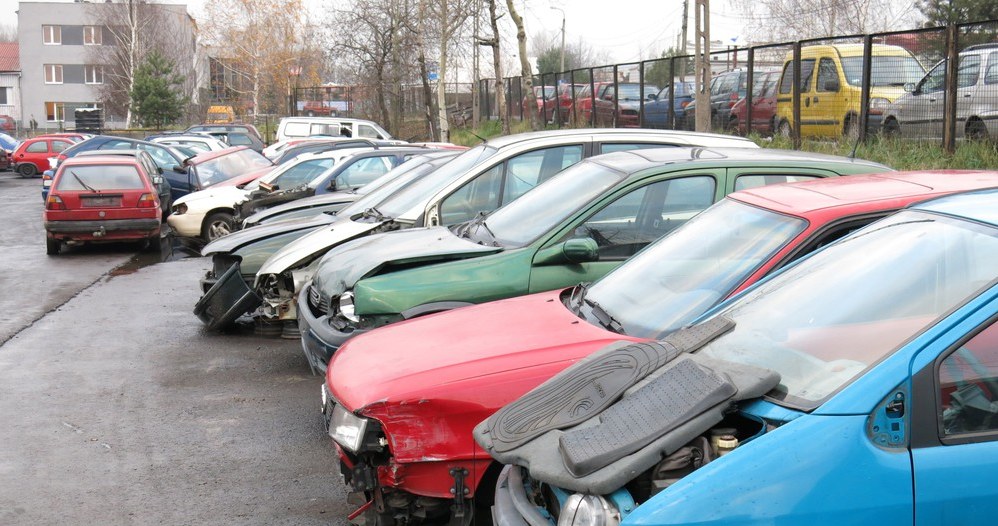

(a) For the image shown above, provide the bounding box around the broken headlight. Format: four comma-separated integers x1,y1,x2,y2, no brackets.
329,404,370,452
338,291,359,323
557,494,619,526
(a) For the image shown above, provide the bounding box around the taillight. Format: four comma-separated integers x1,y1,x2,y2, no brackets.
681,101,691,108
137,193,158,208
46,195,66,210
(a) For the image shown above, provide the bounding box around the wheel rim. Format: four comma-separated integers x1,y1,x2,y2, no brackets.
19,164,35,176
208,220,231,240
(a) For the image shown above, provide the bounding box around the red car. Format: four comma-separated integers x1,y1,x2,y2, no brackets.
573,81,612,124
0,114,15,132
11,136,75,177
729,70,780,135
520,85,556,122
43,156,163,255
320,170,998,525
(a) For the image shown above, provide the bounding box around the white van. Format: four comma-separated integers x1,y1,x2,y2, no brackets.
275,117,393,142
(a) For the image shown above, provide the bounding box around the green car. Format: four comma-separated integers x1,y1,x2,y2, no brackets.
297,147,891,371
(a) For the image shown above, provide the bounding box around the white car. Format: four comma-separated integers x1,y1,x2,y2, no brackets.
151,134,229,153
167,147,389,242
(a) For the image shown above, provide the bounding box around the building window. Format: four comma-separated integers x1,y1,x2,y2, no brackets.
0,87,9,105
42,25,61,45
84,26,102,45
45,102,65,122
44,64,63,84
85,65,104,85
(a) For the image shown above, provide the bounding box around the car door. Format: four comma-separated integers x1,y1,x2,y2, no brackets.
326,155,394,192
910,307,998,524
434,144,585,225
955,54,983,135
806,57,839,137
528,171,722,293
20,139,50,170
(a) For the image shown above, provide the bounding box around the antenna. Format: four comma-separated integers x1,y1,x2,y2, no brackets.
848,128,861,160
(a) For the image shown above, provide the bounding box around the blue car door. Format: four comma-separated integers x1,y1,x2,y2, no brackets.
910,294,998,524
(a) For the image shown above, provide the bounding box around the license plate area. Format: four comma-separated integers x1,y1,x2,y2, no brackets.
81,195,122,207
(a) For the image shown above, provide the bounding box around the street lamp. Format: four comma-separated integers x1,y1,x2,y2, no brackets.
550,6,565,74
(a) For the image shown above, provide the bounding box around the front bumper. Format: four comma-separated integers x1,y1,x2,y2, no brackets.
193,261,262,330
296,283,369,373
166,211,206,238
493,465,549,526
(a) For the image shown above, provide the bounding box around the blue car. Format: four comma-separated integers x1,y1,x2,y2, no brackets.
644,81,695,129
480,188,998,526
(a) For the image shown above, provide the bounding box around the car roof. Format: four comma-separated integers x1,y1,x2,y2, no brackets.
800,43,911,57
187,145,251,164
76,149,147,157
482,128,755,149
912,187,998,227
587,146,889,176
59,155,141,166
732,170,998,217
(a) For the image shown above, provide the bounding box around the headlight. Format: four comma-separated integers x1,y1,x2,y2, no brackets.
329,404,369,452
557,494,619,526
338,291,359,323
172,202,188,215
869,97,890,113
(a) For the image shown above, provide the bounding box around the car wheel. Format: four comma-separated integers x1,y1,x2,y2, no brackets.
883,118,901,138
777,119,793,139
18,163,37,178
967,119,989,141
843,115,860,141
46,236,60,255
202,212,234,242
306,110,315,117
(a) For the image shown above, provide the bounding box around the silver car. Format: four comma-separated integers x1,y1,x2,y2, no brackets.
883,43,998,140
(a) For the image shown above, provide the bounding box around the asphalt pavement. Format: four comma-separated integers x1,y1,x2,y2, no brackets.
0,171,349,525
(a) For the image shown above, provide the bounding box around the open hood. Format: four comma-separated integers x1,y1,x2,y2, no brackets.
256,216,388,276
328,289,641,413
243,191,359,225
201,212,336,255
309,226,501,301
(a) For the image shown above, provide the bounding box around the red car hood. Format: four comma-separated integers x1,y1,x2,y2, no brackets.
211,165,273,188
329,289,642,414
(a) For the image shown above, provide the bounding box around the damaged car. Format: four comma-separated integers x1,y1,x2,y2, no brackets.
194,152,461,331
317,170,998,526
299,147,891,373
479,188,998,526
253,129,761,335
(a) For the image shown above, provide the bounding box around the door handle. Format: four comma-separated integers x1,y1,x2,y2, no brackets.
804,98,811,107
813,96,820,103
962,93,972,98
928,98,937,102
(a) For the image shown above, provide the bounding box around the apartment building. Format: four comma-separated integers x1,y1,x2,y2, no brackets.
16,1,202,131
0,42,19,126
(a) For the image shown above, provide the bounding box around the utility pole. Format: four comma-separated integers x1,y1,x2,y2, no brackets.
472,0,481,127
694,0,710,132
680,0,688,81
550,6,566,73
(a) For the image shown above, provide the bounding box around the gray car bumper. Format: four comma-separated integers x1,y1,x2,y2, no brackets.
296,282,369,374
193,262,262,330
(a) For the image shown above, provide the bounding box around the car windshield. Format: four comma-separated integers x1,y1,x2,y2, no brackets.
248,157,336,191
581,199,806,338
697,210,998,410
194,149,273,187
55,164,146,191
619,84,659,100
376,144,498,218
0,133,17,150
841,55,926,87
484,160,628,247
338,157,451,217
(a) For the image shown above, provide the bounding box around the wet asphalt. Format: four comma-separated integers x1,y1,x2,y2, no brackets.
0,171,349,525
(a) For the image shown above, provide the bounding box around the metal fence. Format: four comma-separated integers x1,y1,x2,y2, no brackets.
479,20,998,153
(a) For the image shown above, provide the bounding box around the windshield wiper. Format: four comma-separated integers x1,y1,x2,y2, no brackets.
362,207,387,221
71,171,98,193
569,282,589,314
465,211,498,245
584,297,626,334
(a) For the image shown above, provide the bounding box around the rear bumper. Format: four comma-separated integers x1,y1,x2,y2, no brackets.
194,261,262,330
45,219,160,240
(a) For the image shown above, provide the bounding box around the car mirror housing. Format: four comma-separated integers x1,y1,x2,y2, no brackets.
534,237,599,266
173,165,186,173
903,82,915,93
823,79,840,92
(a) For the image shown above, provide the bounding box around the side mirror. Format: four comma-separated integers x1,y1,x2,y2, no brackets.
647,93,658,101
328,179,338,191
903,82,915,93
533,237,599,266
173,165,186,174
823,79,840,92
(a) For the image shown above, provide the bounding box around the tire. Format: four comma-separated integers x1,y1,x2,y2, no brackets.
202,212,234,242
843,115,860,141
46,236,60,255
967,119,989,141
883,118,901,138
306,110,315,117
18,163,37,178
777,119,793,139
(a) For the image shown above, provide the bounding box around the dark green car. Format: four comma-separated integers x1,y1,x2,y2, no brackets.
297,147,891,371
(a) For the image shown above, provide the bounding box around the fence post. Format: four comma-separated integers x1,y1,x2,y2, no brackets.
943,24,958,154
792,41,802,149
569,70,577,127
638,61,646,127
612,65,619,127
858,34,873,143
589,70,596,128
745,48,754,137
668,58,676,129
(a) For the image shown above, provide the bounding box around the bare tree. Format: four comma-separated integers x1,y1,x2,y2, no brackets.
732,0,919,41
425,0,475,141
477,0,509,134
0,24,16,43
506,0,538,130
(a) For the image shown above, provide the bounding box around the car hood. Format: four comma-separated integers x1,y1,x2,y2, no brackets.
310,226,502,299
201,212,336,255
244,191,358,225
329,289,640,413
256,216,386,277
174,185,250,208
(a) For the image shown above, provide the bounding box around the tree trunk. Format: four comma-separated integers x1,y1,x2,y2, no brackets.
417,50,439,141
488,0,509,134
126,0,138,128
506,0,537,130
436,26,450,141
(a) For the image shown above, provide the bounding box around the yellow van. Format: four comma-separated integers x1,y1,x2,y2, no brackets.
774,44,925,138
206,105,236,124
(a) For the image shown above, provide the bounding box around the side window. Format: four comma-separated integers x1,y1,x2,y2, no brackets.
734,173,821,191
336,156,392,188
273,158,335,189
138,144,175,170
283,122,309,137
938,321,998,437
920,61,947,93
816,58,839,92
799,59,816,92
985,53,998,85
779,62,795,94
501,145,583,205
566,176,716,260
357,125,380,138
26,141,48,153
599,143,678,154
439,164,503,225
51,140,71,153
957,54,981,89
102,140,133,150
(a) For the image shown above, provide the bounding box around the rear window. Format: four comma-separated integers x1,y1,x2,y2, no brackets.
56,164,146,190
